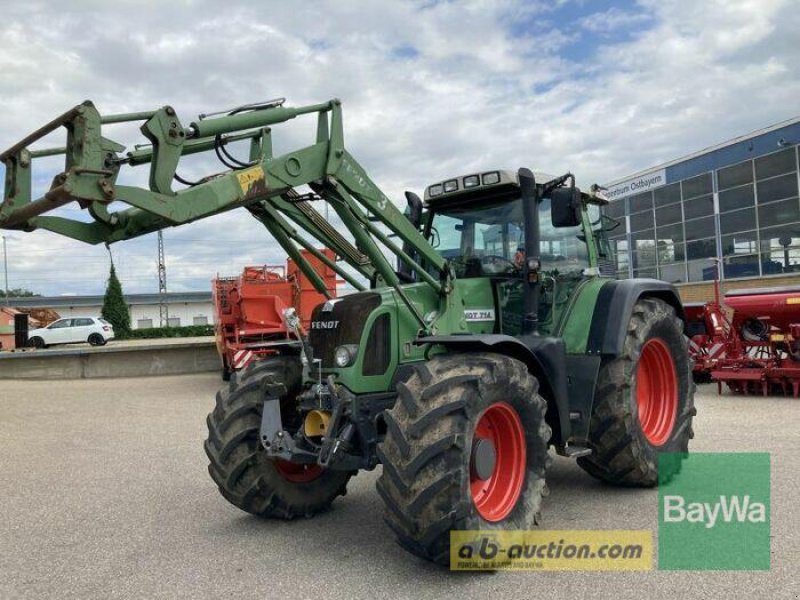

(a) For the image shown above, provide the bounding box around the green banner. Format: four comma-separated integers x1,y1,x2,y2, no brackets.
658,452,770,570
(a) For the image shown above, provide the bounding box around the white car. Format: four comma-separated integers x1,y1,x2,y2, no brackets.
27,317,115,349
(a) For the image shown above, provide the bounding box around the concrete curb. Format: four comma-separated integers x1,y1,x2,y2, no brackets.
0,338,220,379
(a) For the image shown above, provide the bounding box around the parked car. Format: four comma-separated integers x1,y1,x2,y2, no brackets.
27,317,115,349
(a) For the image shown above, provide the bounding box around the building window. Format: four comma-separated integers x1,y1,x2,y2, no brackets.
687,258,718,282
760,224,800,274
723,254,760,279
609,237,629,278
604,201,626,220
757,173,798,205
631,231,656,270
718,160,753,190
653,182,682,207
633,267,658,278
629,210,654,231
655,202,683,226
757,197,800,229
167,317,181,327
720,208,756,235
193,316,208,326
628,192,652,214
659,262,687,284
137,318,153,329
722,231,759,256
719,184,754,212
683,216,716,241
681,173,713,200
686,238,717,260
754,147,796,180
683,194,714,220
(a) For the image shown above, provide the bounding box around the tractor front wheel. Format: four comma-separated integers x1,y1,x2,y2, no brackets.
578,297,696,486
377,353,551,564
204,356,351,518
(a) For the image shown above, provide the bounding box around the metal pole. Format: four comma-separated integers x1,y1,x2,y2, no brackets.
2,235,8,305
157,231,169,326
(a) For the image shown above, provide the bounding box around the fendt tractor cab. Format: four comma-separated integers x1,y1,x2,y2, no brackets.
0,99,694,565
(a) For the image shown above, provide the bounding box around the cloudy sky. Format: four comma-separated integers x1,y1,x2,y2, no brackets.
0,0,798,297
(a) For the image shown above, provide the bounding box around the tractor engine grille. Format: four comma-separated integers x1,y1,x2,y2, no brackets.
308,292,381,367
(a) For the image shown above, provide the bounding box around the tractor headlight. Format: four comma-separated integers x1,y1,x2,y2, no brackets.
463,174,480,188
482,171,500,185
334,345,358,368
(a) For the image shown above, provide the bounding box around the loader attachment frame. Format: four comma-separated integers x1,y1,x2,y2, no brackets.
0,99,454,330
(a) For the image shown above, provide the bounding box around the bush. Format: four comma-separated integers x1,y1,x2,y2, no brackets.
126,324,215,339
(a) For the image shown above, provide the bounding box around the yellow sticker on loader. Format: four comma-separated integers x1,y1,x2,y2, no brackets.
236,166,266,195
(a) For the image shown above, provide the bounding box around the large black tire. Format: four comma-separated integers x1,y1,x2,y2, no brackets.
578,297,696,487
204,356,351,518
377,353,551,565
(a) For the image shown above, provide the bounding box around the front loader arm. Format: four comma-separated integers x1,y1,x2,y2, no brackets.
0,98,456,327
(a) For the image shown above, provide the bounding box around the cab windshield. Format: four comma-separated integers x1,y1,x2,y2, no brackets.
429,195,591,278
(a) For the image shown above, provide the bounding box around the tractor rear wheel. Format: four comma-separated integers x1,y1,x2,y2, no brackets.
578,297,695,486
377,353,551,565
204,356,351,518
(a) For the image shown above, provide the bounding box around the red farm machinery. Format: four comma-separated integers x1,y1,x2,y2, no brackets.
686,282,800,396
212,249,337,380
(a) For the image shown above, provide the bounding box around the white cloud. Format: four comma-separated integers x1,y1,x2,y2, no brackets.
0,0,798,296
578,6,652,34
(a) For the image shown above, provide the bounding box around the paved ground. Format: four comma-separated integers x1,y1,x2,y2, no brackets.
1,375,798,600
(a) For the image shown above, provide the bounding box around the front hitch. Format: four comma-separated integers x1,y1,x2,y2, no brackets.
258,375,356,469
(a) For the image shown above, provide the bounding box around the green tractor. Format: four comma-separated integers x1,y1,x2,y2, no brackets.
0,98,695,564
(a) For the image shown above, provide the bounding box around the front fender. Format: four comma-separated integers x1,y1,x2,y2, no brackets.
414,334,572,446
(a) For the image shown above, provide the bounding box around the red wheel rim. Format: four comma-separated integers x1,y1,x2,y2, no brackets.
636,338,678,446
470,402,526,522
274,460,323,483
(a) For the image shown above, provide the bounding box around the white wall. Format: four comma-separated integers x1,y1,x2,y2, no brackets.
51,301,215,329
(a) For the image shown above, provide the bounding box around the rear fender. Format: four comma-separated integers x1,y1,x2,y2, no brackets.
586,279,686,356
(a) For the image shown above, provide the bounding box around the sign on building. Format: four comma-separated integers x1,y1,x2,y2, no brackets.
606,168,667,201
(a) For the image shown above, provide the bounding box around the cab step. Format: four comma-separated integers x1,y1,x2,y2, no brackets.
556,444,592,458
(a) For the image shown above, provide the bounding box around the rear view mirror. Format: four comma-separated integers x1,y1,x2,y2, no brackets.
404,191,423,229
551,187,582,228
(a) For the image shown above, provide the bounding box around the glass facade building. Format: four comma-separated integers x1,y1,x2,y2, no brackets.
603,118,800,285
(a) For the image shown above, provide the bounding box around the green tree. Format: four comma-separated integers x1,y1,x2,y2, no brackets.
0,287,39,298
101,264,131,338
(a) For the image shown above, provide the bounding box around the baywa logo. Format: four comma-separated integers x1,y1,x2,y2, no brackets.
663,494,767,529
658,452,771,571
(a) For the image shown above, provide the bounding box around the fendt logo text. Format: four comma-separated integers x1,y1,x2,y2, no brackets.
311,320,339,330
663,495,767,529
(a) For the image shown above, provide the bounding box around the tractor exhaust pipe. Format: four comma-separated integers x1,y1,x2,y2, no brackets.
519,168,540,336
